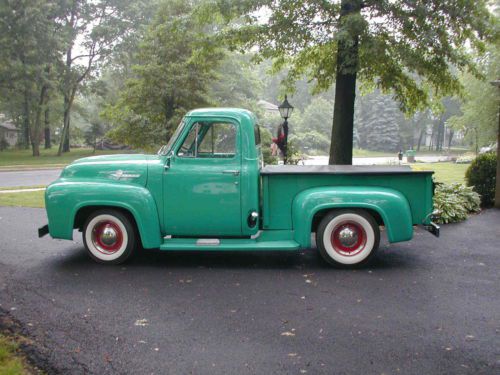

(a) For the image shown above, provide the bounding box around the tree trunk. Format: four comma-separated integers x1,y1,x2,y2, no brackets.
58,95,71,155
416,127,425,152
494,102,500,208
44,107,51,149
329,0,361,165
447,129,454,150
58,90,75,155
63,125,70,152
23,90,31,149
436,118,445,151
31,83,49,157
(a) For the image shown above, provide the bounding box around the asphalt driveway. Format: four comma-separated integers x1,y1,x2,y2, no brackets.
0,207,498,374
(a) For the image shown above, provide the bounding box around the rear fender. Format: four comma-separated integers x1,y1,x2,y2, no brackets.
45,181,161,249
292,186,413,248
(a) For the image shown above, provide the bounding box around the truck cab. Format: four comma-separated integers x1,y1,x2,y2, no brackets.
41,108,438,267
160,109,262,237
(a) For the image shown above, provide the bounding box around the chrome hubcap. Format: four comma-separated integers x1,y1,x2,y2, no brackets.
100,225,118,246
91,220,124,255
338,226,358,248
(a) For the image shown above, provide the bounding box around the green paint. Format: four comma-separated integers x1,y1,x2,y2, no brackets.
44,108,435,252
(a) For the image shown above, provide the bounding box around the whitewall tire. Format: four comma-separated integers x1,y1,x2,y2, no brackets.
83,209,136,264
316,209,380,267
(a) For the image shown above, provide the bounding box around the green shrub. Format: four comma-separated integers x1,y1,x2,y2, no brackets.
465,152,496,206
434,183,481,224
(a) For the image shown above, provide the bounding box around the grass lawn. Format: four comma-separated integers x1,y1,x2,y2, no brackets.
352,149,392,157
0,190,45,208
411,162,469,184
0,334,33,375
0,148,132,168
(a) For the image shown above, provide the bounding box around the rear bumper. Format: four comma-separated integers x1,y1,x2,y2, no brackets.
38,224,49,238
424,222,440,237
422,210,440,237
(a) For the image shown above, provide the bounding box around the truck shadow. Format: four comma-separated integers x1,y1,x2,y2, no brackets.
54,243,422,271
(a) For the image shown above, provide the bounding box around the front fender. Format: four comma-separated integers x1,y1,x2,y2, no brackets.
292,186,413,248
45,180,161,249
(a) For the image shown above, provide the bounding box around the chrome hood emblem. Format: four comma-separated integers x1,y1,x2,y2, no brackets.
109,170,141,180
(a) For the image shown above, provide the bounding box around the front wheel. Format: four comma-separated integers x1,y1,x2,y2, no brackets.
316,209,380,267
83,209,136,264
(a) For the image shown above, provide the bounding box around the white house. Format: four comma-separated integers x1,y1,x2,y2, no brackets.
0,114,19,147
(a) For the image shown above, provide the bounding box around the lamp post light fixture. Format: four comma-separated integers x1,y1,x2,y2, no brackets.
278,95,294,164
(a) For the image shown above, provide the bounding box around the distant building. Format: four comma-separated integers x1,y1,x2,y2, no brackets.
0,114,19,147
257,100,279,113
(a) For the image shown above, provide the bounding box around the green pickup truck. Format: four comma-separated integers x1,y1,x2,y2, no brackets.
40,108,439,266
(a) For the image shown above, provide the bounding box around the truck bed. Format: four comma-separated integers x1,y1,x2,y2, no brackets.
261,165,430,175
260,165,434,230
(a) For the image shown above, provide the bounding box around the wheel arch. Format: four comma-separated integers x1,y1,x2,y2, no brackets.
45,181,161,249
311,207,383,234
292,186,413,248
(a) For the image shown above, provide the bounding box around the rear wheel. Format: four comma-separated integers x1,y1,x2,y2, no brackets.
82,209,136,264
316,209,380,267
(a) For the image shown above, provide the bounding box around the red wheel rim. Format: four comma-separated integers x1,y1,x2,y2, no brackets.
91,220,123,255
330,221,367,257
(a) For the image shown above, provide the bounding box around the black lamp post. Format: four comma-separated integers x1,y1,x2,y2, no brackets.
278,95,294,164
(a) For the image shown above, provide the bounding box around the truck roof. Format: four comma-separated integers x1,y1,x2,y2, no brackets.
186,108,256,122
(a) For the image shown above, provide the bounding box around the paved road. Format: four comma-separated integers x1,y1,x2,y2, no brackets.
0,169,61,187
0,207,498,375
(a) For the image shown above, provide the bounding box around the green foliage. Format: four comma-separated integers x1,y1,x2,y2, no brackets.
0,334,26,375
286,139,303,165
208,0,494,163
433,183,481,224
0,0,62,154
217,0,492,112
466,152,497,206
104,0,225,149
449,45,499,148
57,0,148,154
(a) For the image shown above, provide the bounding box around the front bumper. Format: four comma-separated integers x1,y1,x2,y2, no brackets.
38,224,49,238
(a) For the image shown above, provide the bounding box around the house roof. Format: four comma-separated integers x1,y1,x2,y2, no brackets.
257,100,279,112
0,114,18,131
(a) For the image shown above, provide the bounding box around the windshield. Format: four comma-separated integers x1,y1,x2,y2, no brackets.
158,118,186,155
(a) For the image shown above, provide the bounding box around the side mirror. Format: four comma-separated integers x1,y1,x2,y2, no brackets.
164,152,174,170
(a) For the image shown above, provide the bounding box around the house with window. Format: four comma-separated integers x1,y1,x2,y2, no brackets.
0,114,19,147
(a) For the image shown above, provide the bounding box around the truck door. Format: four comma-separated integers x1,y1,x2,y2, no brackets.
163,119,242,236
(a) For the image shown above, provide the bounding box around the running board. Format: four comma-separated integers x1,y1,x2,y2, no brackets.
160,237,301,251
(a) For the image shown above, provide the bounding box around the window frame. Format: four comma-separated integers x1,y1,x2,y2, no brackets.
175,120,239,160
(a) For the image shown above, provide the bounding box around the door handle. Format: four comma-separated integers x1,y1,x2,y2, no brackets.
222,170,240,176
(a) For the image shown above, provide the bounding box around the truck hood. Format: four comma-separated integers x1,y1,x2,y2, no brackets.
60,154,150,186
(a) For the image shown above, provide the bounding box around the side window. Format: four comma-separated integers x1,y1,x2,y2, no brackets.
177,121,236,158
254,125,261,145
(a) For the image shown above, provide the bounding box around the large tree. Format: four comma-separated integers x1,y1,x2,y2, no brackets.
213,0,493,164
56,0,148,155
0,0,62,156
104,0,225,149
